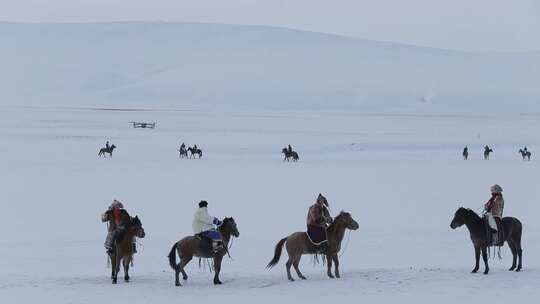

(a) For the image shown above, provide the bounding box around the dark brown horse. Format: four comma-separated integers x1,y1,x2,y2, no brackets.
168,217,240,286
282,148,299,162
98,144,116,157
109,216,145,284
267,211,359,281
450,207,523,274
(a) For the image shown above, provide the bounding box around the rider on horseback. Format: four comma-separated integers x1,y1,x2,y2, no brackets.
288,144,293,154
306,194,333,251
106,141,110,150
102,199,135,254
484,184,505,242
192,200,223,254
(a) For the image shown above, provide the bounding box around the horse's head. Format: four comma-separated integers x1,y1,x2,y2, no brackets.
282,148,287,154
130,216,146,238
220,217,240,238
333,211,359,231
111,144,116,150
450,207,469,229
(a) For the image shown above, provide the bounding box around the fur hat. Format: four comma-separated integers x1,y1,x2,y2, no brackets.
317,193,329,206
490,184,503,194
199,200,208,208
110,199,124,210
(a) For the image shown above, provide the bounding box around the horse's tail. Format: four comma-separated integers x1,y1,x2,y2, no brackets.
267,237,287,269
168,242,178,270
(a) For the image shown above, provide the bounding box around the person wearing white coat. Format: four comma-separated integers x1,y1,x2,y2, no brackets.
192,200,223,253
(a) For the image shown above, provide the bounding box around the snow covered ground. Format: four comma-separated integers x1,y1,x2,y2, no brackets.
1,105,539,303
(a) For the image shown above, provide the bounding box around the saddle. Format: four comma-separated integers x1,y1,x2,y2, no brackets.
483,216,504,247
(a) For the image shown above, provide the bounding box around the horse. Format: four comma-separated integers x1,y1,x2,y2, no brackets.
188,147,202,158
99,144,116,157
483,147,493,160
267,211,359,281
178,147,188,158
519,149,531,161
450,207,523,274
109,216,145,284
168,217,240,286
282,148,299,162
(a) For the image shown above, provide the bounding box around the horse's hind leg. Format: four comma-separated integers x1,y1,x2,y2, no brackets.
292,256,306,280
516,239,523,271
507,241,517,271
285,257,295,281
179,255,193,281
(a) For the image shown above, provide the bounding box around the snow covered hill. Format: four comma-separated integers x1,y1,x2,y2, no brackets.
1,22,539,113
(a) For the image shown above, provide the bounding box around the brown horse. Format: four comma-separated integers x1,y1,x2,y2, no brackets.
168,217,240,286
109,216,145,284
267,211,359,281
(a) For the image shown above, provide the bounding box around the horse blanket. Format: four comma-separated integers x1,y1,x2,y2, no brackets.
306,225,327,245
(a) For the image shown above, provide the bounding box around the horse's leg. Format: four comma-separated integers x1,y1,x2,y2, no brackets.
292,255,306,280
213,255,223,285
516,240,523,272
285,256,295,281
109,255,115,279
472,245,480,273
112,255,120,284
333,254,340,278
507,241,517,271
326,254,334,278
481,246,489,274
123,257,130,282
179,255,193,281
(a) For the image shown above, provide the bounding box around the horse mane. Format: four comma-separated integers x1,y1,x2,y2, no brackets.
461,208,481,221
328,211,348,232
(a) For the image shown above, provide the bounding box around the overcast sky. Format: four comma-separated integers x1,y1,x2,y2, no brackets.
2,0,539,51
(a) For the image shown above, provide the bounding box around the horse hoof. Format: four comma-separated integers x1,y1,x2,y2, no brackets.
175,282,182,287
483,271,489,275
299,276,307,280
328,274,335,279
336,274,341,279
509,267,515,271
471,269,478,274
214,281,222,285
288,277,295,282
124,278,129,282
112,280,117,284
183,276,188,281
516,268,522,272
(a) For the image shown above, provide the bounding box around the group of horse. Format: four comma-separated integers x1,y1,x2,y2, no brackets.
178,145,203,159
462,146,532,161
107,206,523,287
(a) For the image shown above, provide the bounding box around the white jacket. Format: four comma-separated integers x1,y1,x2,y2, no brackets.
192,207,217,234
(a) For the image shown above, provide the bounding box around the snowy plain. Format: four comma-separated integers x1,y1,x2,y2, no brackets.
1,22,539,303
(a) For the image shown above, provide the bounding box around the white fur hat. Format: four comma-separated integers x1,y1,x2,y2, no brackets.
490,184,503,194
